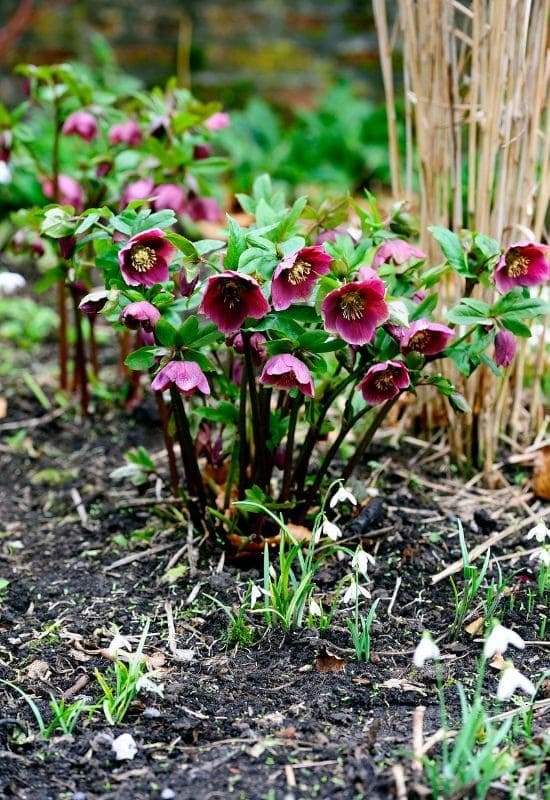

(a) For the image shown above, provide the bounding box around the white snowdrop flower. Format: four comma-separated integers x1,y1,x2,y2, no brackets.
250,584,264,608
0,271,26,296
112,733,138,761
352,548,375,577
136,676,163,695
0,161,11,184
483,624,525,659
329,486,357,508
496,665,536,701
526,521,549,543
342,579,371,605
105,634,132,658
413,634,440,668
529,548,550,567
309,598,322,617
322,519,342,541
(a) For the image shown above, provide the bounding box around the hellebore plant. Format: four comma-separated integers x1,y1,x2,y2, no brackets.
42,175,549,542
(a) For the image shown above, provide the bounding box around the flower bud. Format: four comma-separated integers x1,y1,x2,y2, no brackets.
494,329,516,367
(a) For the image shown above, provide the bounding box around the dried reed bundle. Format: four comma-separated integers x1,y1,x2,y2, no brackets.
374,0,549,478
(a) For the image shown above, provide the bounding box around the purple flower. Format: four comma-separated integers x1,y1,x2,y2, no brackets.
358,361,410,405
151,360,210,397
59,235,76,260
412,289,427,303
271,246,332,311
186,196,224,223
178,270,199,298
494,241,550,293
118,228,175,287
79,289,109,316
494,329,516,367
315,226,358,245
205,112,230,131
193,143,212,160
0,130,12,163
108,119,142,147
372,240,427,269
259,354,314,397
42,175,84,212
400,319,453,356
321,274,389,345
199,270,270,334
96,159,112,178
119,301,161,332
229,332,267,364
120,178,155,209
154,183,187,215
62,111,98,142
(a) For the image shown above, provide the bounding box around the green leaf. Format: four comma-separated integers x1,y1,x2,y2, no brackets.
446,300,492,325
224,216,247,270
410,293,438,321
155,318,177,347
449,392,471,414
194,402,238,424
41,207,76,238
428,227,470,276
124,347,157,370
165,232,198,258
501,318,531,337
175,315,199,346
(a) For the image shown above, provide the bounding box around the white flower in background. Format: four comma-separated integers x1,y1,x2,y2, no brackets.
413,633,440,668
250,584,264,608
309,598,322,617
0,161,11,184
112,733,138,760
0,271,26,296
321,519,342,541
329,486,357,508
105,633,132,658
484,624,525,659
526,521,549,543
529,548,550,567
352,548,375,577
496,665,536,701
342,578,371,605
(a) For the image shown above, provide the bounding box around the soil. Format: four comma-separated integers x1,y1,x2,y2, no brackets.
0,375,548,800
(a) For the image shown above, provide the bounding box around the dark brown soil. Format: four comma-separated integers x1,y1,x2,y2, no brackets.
0,381,548,800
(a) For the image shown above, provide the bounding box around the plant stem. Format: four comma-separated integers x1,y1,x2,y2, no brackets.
154,390,179,496
69,285,89,415
242,332,267,491
57,279,68,391
341,396,398,480
170,386,207,532
237,367,248,500
280,394,302,502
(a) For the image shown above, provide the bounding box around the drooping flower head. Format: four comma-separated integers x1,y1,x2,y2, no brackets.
413,633,440,668
186,196,224,223
315,226,359,245
205,112,230,131
494,329,516,367
229,332,267,365
62,110,98,142
108,119,142,147
483,624,525,659
322,274,389,345
259,354,314,397
120,178,155,209
199,270,270,334
496,664,536,701
372,239,427,269
271,245,332,310
494,241,550,293
118,228,175,287
119,301,161,332
193,143,212,160
42,174,84,211
154,184,187,215
178,270,199,298
400,319,453,356
151,360,210,397
79,289,109,316
358,360,410,405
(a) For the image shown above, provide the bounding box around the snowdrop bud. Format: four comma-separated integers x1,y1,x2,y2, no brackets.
530,548,550,566
413,633,440,668
483,624,525,659
105,634,132,658
526,521,549,543
342,579,371,605
352,548,375,577
309,599,322,617
250,584,263,608
329,486,357,508
496,665,536,701
112,733,138,760
322,519,342,541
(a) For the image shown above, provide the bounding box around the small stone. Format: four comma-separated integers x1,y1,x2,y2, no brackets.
161,790,176,799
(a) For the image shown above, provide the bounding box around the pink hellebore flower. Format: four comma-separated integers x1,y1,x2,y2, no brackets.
322,274,389,345
154,184,187,215
119,301,161,332
79,289,109,316
186,196,224,223
199,270,270,334
118,228,175,287
205,112,230,131
315,226,358,245
62,110,98,142
271,245,332,311
120,178,155,209
260,354,314,397
151,360,210,397
193,143,212,160
358,360,410,405
178,270,199,298
229,331,267,366
400,319,453,356
108,119,142,147
494,329,516,367
372,239,427,269
42,174,84,212
494,241,550,293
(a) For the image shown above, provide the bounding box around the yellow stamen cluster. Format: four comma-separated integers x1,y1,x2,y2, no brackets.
131,245,157,273
339,291,364,321
375,373,393,390
287,259,312,286
505,249,530,278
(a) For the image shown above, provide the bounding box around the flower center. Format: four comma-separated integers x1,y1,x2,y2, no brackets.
375,372,393,390
222,279,242,309
287,259,312,286
409,331,427,348
339,291,364,321
131,245,157,273
505,249,529,277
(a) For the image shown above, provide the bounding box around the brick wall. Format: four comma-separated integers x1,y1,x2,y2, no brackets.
0,0,384,107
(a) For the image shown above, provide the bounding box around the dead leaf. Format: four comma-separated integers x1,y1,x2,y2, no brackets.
146,651,166,669
533,446,550,500
286,523,312,542
465,616,485,636
315,645,345,672
489,653,507,670
69,648,92,663
26,659,51,681
0,397,7,419
380,678,426,694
